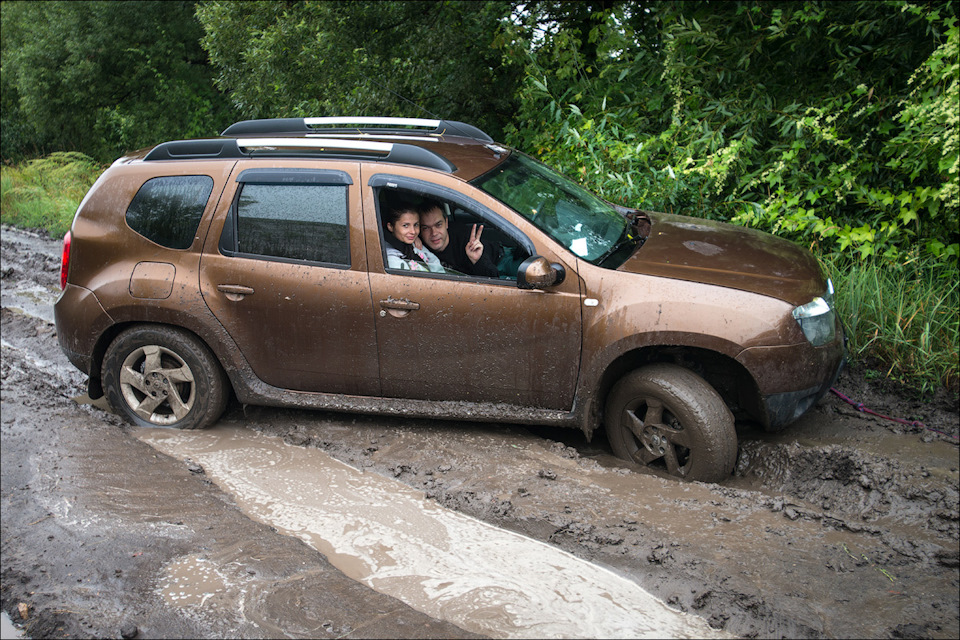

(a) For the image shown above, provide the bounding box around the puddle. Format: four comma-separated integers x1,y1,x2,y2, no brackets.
138,425,729,639
0,284,59,325
158,555,236,609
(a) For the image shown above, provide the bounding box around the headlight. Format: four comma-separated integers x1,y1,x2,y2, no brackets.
792,280,836,346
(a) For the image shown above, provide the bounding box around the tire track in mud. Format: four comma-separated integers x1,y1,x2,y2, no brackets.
137,425,732,639
3,288,482,639
246,400,958,639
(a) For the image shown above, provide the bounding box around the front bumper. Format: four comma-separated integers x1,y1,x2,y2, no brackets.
737,317,847,430
761,350,845,430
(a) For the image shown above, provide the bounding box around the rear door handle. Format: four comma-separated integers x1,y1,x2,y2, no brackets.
217,284,254,301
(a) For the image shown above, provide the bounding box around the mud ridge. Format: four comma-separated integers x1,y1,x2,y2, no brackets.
737,440,959,542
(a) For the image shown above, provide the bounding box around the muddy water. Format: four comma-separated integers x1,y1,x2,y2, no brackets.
0,282,58,324
137,425,729,639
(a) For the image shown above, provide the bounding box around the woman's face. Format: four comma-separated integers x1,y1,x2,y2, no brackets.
388,211,420,245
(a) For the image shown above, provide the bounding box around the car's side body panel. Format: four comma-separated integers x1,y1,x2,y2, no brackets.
56,160,236,378
571,257,845,431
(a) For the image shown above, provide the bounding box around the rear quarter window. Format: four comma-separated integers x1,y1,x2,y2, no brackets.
125,175,214,249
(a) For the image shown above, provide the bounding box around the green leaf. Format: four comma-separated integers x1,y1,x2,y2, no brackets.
900,208,918,225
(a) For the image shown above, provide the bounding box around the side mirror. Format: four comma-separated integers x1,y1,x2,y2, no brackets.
517,256,566,290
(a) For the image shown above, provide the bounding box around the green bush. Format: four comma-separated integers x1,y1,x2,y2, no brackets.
505,2,957,259
1,152,103,238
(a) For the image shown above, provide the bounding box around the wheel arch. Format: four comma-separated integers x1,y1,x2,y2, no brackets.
87,319,238,403
580,344,762,440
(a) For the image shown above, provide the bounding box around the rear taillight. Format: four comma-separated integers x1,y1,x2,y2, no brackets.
60,231,71,289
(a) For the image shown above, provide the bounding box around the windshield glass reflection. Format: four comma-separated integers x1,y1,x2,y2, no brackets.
473,152,628,263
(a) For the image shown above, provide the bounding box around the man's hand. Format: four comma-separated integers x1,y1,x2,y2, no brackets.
466,224,484,264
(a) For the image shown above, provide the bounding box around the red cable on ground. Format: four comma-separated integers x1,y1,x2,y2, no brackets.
829,387,958,440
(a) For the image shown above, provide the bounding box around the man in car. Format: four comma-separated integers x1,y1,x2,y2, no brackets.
418,201,499,277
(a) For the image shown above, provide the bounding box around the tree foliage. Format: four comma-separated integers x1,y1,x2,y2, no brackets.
501,0,958,265
195,0,520,139
1,0,236,162
2,0,956,266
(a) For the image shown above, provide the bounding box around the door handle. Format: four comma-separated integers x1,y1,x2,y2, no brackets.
217,284,255,301
379,298,420,311
379,297,420,318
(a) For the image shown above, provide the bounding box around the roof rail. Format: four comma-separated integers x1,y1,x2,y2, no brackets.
142,137,457,173
221,117,494,143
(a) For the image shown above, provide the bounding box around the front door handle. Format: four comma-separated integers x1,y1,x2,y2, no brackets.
379,297,420,318
379,298,420,311
217,284,255,301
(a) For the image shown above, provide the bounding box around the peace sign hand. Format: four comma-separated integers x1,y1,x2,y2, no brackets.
466,224,484,264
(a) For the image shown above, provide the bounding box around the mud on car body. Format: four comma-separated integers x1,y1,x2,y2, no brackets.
54,117,845,483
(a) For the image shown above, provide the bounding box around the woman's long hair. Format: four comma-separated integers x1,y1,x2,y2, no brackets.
383,198,426,264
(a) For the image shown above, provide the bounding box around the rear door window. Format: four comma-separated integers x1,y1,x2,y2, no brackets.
220,169,351,266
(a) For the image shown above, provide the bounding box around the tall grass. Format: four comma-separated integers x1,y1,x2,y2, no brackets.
822,253,959,394
1,153,957,394
1,152,103,238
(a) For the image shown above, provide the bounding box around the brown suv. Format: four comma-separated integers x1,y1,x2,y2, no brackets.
54,117,845,483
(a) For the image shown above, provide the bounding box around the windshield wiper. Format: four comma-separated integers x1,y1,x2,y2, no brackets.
595,226,638,266
595,210,651,267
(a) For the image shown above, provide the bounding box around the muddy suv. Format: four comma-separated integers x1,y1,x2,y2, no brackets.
55,117,845,483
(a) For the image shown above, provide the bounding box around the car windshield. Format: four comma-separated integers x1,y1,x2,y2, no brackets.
472,152,628,264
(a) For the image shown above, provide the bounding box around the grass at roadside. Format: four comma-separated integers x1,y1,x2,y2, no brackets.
2,153,958,395
822,254,959,395
1,152,104,238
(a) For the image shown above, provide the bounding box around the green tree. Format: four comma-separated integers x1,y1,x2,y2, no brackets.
1,0,236,162
196,0,520,139
501,0,958,264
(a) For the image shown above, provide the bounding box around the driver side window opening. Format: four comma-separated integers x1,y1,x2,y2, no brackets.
376,188,530,281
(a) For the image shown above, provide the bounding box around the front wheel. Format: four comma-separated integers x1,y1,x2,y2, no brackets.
102,325,228,429
604,364,736,483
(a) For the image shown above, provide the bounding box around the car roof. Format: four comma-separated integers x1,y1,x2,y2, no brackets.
124,117,510,182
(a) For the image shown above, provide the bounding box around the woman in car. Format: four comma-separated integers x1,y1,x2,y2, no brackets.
383,202,444,272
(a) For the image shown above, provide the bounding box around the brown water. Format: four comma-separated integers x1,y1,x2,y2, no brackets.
138,425,730,639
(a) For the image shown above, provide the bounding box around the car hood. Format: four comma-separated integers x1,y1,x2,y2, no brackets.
618,212,826,306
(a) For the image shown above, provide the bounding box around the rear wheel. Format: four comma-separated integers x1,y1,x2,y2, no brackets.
604,364,736,483
102,325,228,429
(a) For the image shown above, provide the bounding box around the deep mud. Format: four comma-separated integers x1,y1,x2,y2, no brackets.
2,224,958,638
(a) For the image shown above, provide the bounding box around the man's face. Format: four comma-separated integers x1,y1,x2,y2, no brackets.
419,207,449,252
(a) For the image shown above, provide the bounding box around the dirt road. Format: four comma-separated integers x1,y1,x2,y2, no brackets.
2,225,958,638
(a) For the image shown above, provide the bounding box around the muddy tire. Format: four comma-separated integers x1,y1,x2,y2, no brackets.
604,364,736,483
102,325,228,430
